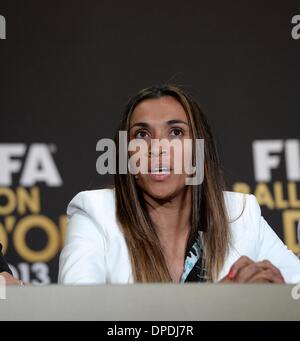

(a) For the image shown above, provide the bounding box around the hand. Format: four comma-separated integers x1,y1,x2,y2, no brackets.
219,256,285,284
0,271,24,286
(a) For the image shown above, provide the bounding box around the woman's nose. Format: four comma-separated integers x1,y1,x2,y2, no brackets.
148,140,168,157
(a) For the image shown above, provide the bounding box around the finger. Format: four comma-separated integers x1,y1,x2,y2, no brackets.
248,276,271,283
256,260,285,283
218,275,232,283
0,272,21,285
227,256,254,280
233,263,262,283
249,269,284,284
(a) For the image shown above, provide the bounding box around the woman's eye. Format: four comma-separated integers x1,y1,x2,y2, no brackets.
135,130,149,138
170,128,183,137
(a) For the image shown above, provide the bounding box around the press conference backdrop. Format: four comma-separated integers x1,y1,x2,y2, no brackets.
0,1,300,284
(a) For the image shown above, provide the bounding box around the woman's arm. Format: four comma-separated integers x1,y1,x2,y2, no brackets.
58,194,107,284
253,195,300,283
221,195,300,284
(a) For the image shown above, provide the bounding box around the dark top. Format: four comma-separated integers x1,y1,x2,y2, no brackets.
181,229,207,282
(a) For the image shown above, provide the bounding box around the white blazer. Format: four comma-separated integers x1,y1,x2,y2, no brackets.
58,188,300,284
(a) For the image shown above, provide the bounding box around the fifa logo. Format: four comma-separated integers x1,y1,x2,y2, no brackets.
0,14,6,40
253,140,300,182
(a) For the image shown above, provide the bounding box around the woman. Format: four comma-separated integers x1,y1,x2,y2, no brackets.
58,85,300,284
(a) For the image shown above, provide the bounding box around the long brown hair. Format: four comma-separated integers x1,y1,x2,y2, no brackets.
114,85,230,282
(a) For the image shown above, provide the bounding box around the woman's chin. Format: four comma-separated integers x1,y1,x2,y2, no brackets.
137,174,187,201
144,183,182,202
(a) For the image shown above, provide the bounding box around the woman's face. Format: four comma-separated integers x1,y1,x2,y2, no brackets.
128,96,193,201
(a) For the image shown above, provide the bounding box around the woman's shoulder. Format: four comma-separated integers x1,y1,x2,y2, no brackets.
67,187,116,215
67,188,261,223
223,191,261,224
66,188,262,235
222,191,264,256
66,187,119,236
60,188,132,284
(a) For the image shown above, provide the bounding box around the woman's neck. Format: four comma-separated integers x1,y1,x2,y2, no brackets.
143,187,192,252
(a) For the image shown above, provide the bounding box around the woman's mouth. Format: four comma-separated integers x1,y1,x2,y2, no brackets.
148,167,172,181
